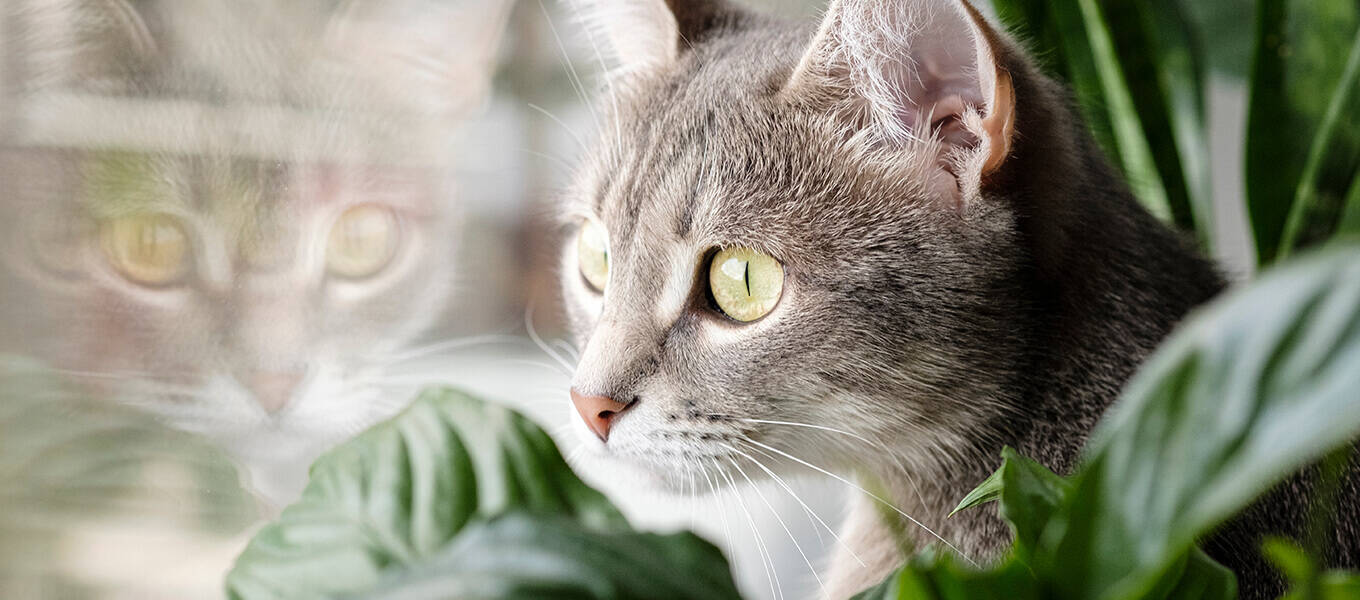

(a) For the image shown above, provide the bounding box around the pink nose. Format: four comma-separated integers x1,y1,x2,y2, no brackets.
570,388,633,442
245,371,303,415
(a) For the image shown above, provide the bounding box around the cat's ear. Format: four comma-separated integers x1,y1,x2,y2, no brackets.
322,0,513,116
568,0,732,73
786,0,1016,186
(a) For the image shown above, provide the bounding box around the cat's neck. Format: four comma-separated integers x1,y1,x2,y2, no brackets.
830,67,1226,597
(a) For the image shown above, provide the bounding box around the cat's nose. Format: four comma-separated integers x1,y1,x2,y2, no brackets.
570,388,634,442
245,371,303,415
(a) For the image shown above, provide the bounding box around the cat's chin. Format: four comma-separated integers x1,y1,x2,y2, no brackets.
570,447,736,499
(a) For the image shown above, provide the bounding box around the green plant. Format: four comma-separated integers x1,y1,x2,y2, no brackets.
226,245,1360,600
225,388,742,600
992,0,1360,265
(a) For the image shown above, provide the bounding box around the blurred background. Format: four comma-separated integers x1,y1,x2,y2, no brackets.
0,0,1336,597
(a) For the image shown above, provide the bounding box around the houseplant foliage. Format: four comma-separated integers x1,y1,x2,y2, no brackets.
227,246,1360,599
992,0,1360,264
855,246,1360,599
224,388,743,600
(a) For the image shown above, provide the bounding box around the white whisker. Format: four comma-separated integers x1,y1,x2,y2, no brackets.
725,455,825,593
728,441,866,568
740,437,977,567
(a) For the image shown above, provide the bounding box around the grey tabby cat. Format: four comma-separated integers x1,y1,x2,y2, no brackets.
0,0,506,506
558,0,1358,598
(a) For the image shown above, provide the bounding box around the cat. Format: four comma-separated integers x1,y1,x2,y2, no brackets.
0,0,508,507
556,0,1357,598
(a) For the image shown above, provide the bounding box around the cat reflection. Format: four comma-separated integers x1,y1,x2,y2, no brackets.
0,0,507,505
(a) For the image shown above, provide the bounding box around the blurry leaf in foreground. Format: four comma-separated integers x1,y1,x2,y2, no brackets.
1040,246,1360,599
1265,538,1360,600
346,513,739,600
0,357,258,596
226,387,739,600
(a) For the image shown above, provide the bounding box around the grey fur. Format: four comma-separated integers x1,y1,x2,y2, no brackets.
558,1,1355,598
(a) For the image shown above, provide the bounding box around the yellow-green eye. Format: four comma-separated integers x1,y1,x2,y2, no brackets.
709,247,784,322
100,214,191,286
327,204,398,279
577,220,609,292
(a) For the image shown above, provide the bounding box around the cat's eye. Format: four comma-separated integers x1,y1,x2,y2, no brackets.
577,219,610,292
709,247,784,322
100,214,191,286
327,204,398,279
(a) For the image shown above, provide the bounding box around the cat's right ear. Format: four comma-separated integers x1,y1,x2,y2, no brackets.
785,0,1017,196
567,0,731,73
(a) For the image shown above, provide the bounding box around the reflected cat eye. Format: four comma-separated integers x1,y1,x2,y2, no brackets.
577,219,609,292
327,204,399,279
99,213,191,286
709,247,783,322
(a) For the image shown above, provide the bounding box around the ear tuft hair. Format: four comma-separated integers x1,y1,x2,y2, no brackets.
787,0,1016,200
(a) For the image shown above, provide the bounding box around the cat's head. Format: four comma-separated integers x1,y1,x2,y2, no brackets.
560,0,1056,491
0,0,508,499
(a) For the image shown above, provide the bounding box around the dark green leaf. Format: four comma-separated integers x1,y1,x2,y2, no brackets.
993,0,1183,227
1036,246,1360,599
225,387,632,600
848,549,1043,600
345,513,740,600
1278,30,1360,258
949,465,1003,517
1246,0,1360,263
951,447,1071,561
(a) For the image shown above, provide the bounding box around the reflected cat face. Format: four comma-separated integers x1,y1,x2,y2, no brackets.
0,0,509,502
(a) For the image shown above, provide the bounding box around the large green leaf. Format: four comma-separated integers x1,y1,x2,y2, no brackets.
1037,246,1360,599
346,513,740,600
226,387,738,600
1246,0,1360,264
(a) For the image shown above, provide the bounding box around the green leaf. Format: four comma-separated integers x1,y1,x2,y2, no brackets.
1265,537,1360,600
226,387,636,600
1278,29,1360,258
1036,246,1360,599
949,465,1003,517
848,549,1043,600
993,0,1185,228
951,447,1071,561
345,513,741,600
1246,0,1360,264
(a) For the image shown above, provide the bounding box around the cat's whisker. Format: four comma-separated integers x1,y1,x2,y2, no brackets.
372,335,530,366
739,436,978,568
566,0,625,161
715,463,783,600
45,367,157,380
551,339,581,363
537,0,602,138
517,148,578,176
724,455,826,594
738,416,934,516
526,102,589,153
504,358,574,378
726,441,867,568
524,302,577,374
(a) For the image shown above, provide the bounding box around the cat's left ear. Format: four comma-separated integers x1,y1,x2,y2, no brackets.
568,0,734,73
786,0,1016,192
